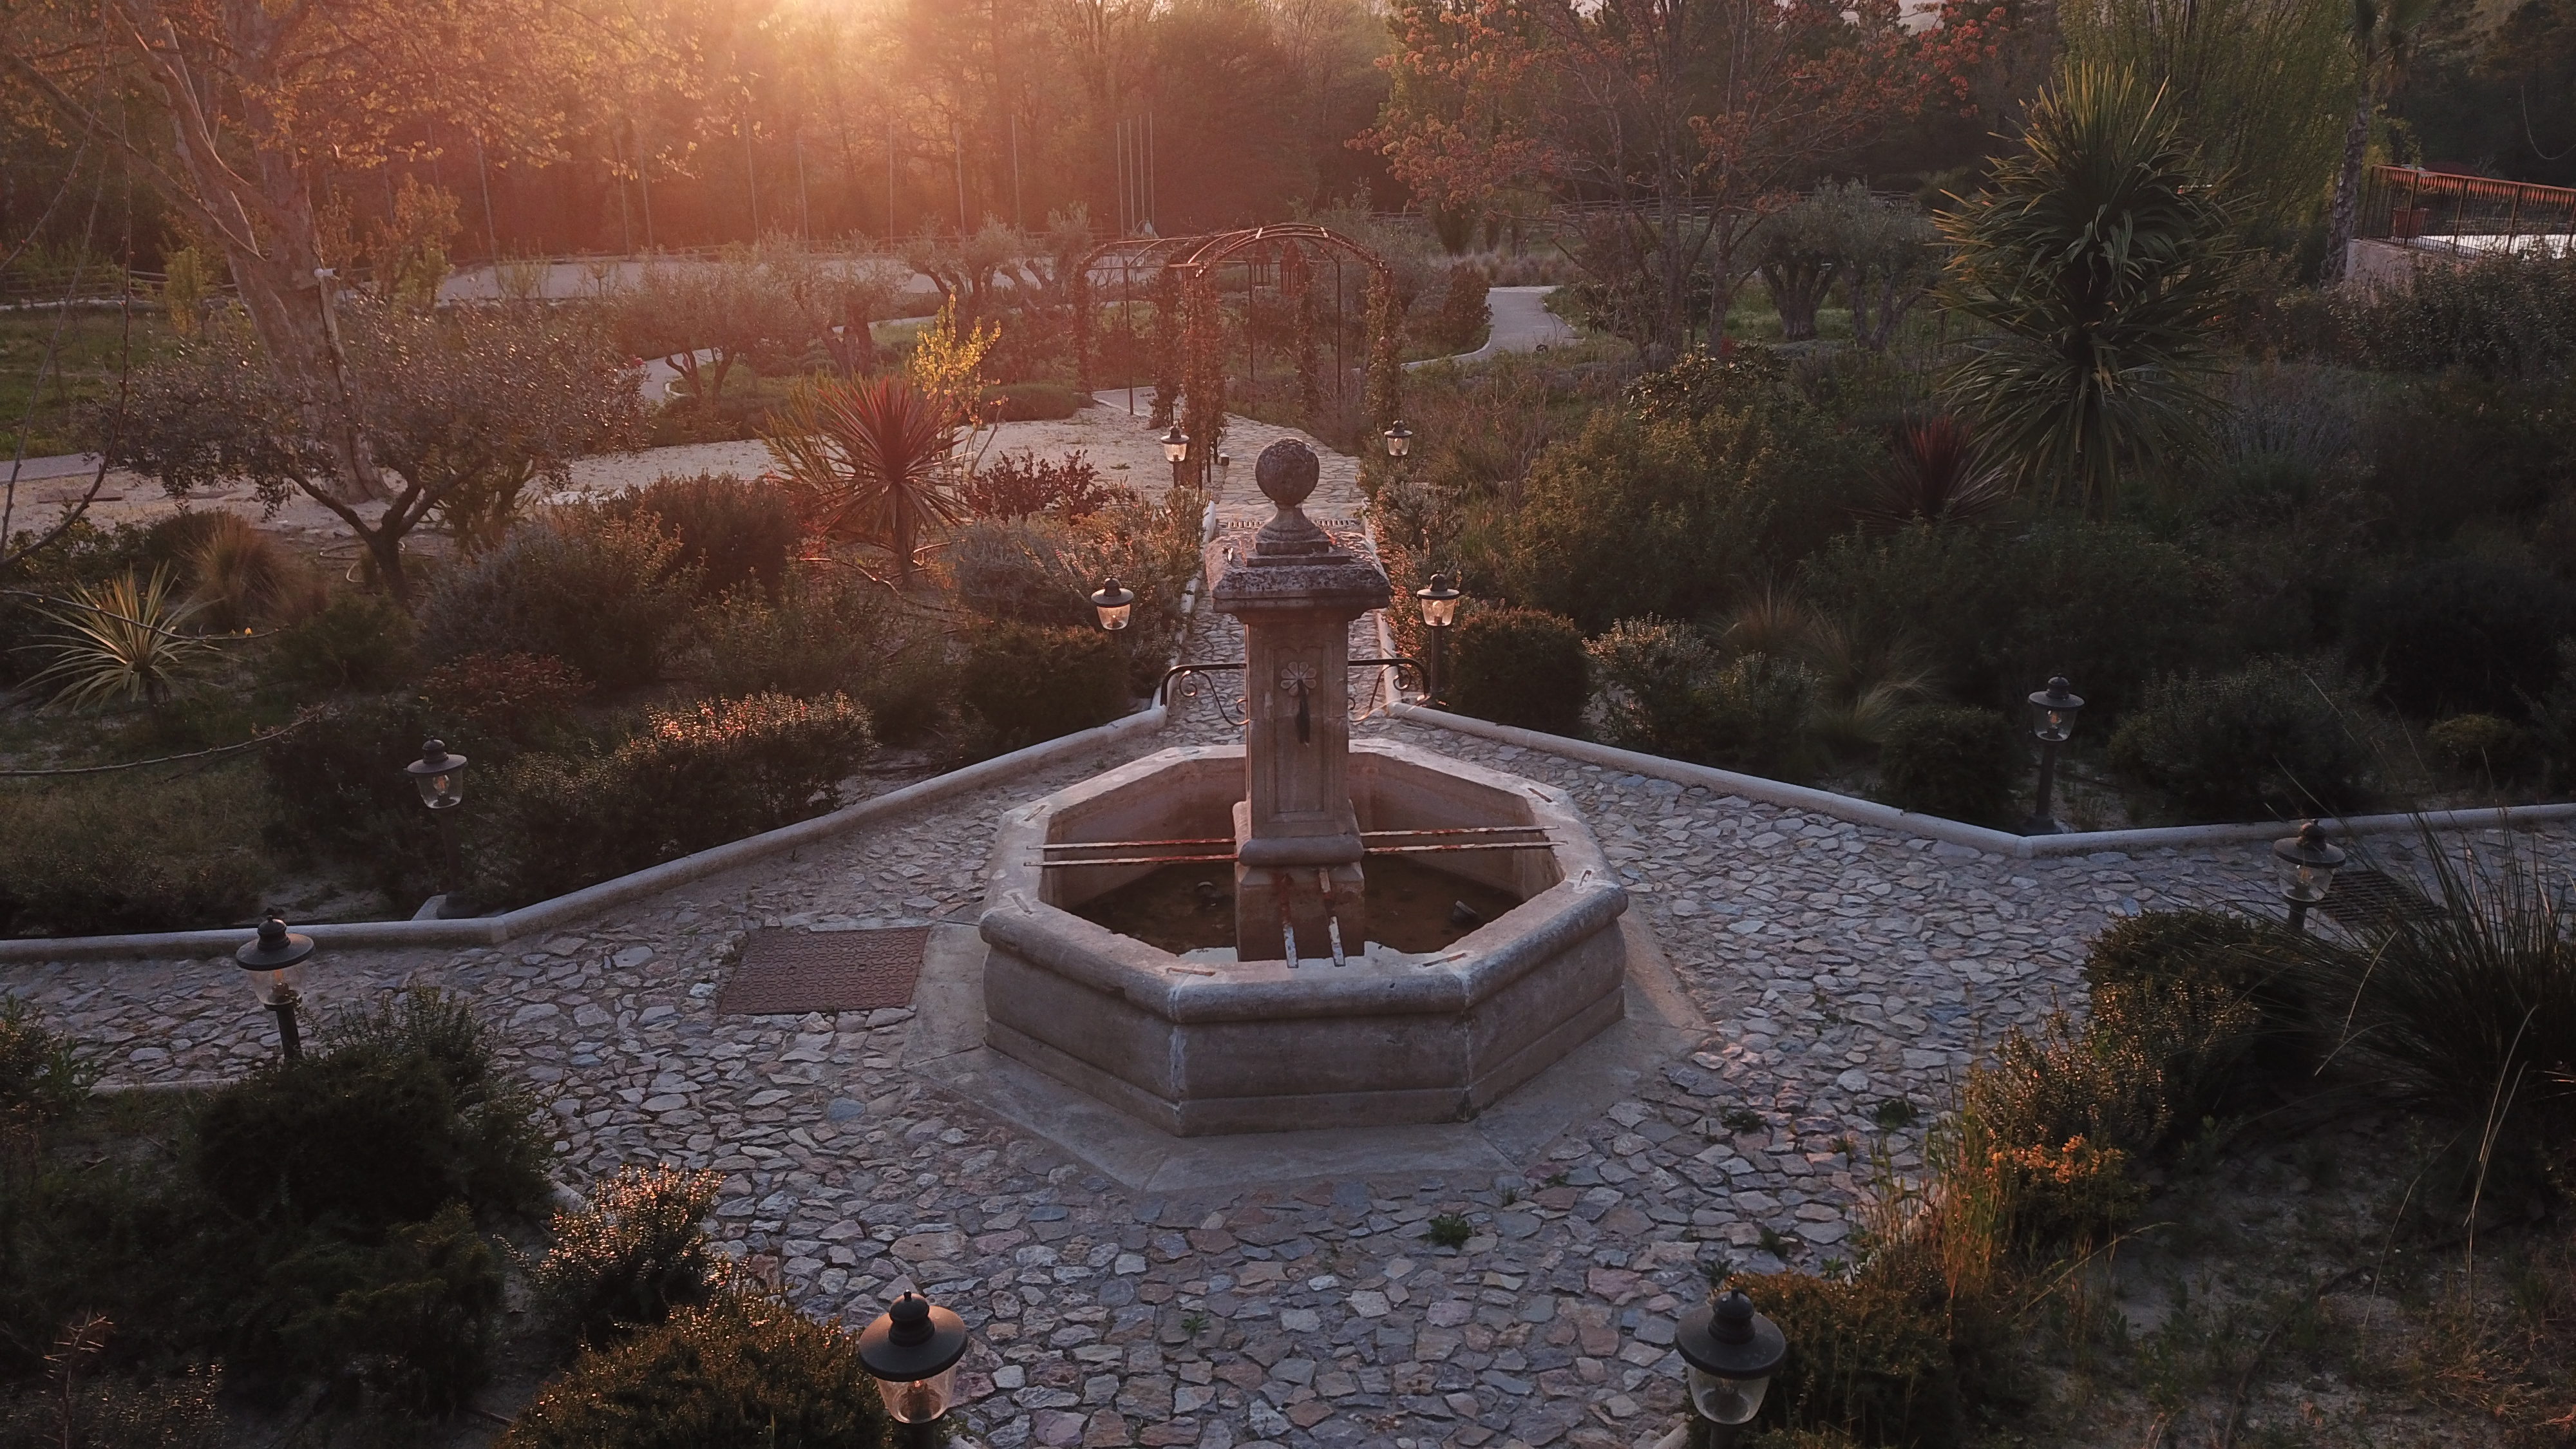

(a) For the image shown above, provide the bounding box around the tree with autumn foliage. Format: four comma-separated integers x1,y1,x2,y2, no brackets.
1366,0,2009,356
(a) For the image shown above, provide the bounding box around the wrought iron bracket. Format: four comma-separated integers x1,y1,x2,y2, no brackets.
1156,658,1425,726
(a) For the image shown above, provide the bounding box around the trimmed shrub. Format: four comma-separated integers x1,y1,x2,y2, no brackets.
2083,909,2313,1062
269,1201,504,1416
475,694,873,904
254,591,417,697
961,449,1121,521
1450,608,1587,736
985,381,1085,421
2107,657,2377,820
2425,712,2534,782
190,989,549,1231
499,1293,891,1449
419,650,589,751
681,573,949,737
1877,705,2021,826
2333,248,2576,381
533,1165,726,1347
1586,619,1820,776
417,512,700,691
951,518,1094,626
1799,520,2206,721
960,622,1130,754
1587,616,1723,753
1434,264,1492,352
2342,558,2575,718
602,473,799,602
0,766,275,937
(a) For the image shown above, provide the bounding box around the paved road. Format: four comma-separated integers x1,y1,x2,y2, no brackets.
1406,286,1578,371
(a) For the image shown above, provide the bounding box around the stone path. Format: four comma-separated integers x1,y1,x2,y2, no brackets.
11,700,2553,1449
1407,287,1577,371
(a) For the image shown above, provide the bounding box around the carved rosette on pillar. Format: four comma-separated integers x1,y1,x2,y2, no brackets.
1213,439,1391,962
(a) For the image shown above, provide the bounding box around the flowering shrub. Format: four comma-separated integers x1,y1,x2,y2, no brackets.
533,1165,726,1346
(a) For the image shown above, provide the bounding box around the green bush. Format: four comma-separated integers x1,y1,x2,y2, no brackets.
1740,1264,1967,1449
1877,705,2022,826
2342,557,2575,718
268,1201,503,1417
2106,656,2377,820
1496,402,1870,631
1449,607,1588,736
499,1292,891,1449
0,996,95,1130
258,694,446,902
960,621,1130,754
2360,375,2576,542
0,766,276,937
984,381,1084,421
254,591,417,697
474,694,874,904
2082,909,2315,1066
1587,616,1723,753
533,1165,726,1347
602,473,800,602
1799,520,2206,721
2425,712,2534,782
951,518,1094,626
190,989,549,1231
419,650,591,752
1434,263,1491,352
1584,617,1819,775
950,494,1200,699
417,512,700,691
2334,248,2576,381
681,573,950,737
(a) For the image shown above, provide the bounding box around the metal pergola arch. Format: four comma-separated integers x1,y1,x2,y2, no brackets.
1072,224,1396,489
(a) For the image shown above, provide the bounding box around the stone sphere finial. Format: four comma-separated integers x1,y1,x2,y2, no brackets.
1255,439,1319,511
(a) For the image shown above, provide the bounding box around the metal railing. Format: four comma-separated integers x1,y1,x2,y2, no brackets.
2360,164,2576,258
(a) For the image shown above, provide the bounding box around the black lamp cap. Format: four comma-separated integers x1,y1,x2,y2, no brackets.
2029,676,2083,711
406,739,467,776
235,914,316,970
858,1293,969,1382
1091,577,1135,608
1416,573,1460,600
2273,820,2346,869
1675,1291,1788,1381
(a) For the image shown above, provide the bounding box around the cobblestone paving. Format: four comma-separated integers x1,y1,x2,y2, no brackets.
12,422,2571,1449
13,712,2555,1449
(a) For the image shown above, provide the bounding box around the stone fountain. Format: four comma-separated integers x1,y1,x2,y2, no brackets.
975,440,1631,1137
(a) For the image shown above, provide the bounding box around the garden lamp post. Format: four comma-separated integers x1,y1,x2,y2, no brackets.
1383,421,1413,461
2024,677,2084,835
405,739,468,913
1089,576,1136,632
858,1291,969,1449
2273,820,2346,934
1676,1290,1788,1448
234,913,314,1062
1215,452,1232,493
1162,425,1190,493
1414,573,1461,705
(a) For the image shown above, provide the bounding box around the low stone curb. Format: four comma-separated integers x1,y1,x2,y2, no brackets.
1386,703,2576,858
0,705,1170,964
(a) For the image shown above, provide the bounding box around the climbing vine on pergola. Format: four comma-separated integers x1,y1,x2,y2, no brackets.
1072,225,1403,490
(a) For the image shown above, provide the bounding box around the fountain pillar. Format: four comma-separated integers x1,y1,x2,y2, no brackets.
1215,440,1391,962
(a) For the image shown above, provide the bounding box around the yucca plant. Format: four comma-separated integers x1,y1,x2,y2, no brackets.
2295,833,2576,1179
30,568,222,708
1938,63,2242,513
764,375,965,583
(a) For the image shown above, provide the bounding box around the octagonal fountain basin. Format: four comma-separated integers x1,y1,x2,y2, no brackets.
976,740,1628,1136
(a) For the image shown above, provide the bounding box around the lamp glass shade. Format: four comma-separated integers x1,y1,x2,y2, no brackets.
235,916,314,1007
1090,578,1137,632
1675,1291,1787,1430
1384,422,1414,459
2027,677,2085,744
406,739,468,810
2272,823,2345,904
1686,1364,1774,1426
873,1365,961,1425
1416,573,1461,627
858,1293,969,1425
1162,427,1189,464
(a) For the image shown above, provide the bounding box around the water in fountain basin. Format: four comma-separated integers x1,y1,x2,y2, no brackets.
1074,857,1524,957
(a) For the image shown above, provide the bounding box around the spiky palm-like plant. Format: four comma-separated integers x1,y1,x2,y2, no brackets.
1938,64,2242,514
30,568,222,708
764,375,965,583
1862,415,2013,528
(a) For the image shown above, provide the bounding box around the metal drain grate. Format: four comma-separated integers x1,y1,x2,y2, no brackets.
2318,868,2445,929
714,927,932,1015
